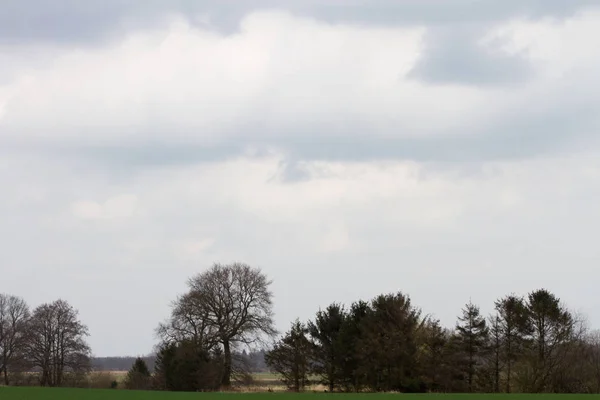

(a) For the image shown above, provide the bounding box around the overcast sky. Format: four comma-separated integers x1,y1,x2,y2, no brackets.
2,0,600,357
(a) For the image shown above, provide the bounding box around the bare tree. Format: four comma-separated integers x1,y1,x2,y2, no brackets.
156,291,219,350
24,299,91,387
0,294,30,385
161,262,276,388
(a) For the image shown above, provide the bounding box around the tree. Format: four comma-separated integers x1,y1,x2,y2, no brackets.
153,340,223,392
156,291,218,348
415,318,452,392
357,292,423,392
521,288,574,392
495,294,529,393
0,294,30,385
584,331,600,393
162,262,276,387
265,319,313,392
336,300,370,392
455,300,489,392
307,303,346,392
24,299,91,387
485,314,503,393
124,357,152,390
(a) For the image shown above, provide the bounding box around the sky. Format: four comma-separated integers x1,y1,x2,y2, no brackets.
1,0,600,357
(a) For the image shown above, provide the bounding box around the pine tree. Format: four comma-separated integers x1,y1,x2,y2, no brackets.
307,303,346,392
524,289,574,392
265,320,313,392
455,300,489,392
337,300,370,392
495,294,529,393
124,357,151,390
487,314,503,393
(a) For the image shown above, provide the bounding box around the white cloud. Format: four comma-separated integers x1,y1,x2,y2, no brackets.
172,238,216,261
71,194,139,220
0,10,486,143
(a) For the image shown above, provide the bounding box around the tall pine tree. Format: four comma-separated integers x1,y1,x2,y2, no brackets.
265,320,313,392
307,303,346,392
495,294,529,393
455,300,489,392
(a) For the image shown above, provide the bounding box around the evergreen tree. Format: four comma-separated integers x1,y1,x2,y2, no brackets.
455,300,489,392
495,294,529,393
124,357,151,390
265,320,313,392
523,289,574,392
357,292,423,392
336,300,370,392
307,303,346,392
487,314,503,393
152,340,223,392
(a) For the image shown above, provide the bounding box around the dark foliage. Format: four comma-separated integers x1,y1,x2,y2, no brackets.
265,319,313,391
153,340,223,392
124,357,152,390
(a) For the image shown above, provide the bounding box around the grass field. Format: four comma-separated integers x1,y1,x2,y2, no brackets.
3,387,600,400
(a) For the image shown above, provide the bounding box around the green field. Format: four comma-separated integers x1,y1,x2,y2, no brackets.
3,387,600,400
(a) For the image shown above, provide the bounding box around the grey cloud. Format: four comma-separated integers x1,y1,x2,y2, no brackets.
4,79,598,174
407,25,532,86
1,0,598,44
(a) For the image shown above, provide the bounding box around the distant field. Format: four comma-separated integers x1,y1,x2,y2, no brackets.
4,386,600,399
251,372,281,380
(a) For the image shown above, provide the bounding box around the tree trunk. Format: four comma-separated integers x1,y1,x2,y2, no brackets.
221,340,232,388
506,359,511,393
3,365,9,386
494,354,500,393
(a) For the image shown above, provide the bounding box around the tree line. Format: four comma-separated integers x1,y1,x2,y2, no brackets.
267,290,598,393
147,262,600,393
4,262,600,393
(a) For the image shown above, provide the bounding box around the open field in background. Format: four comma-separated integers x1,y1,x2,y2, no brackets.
4,387,600,400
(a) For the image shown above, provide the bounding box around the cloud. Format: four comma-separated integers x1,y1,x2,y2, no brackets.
71,194,139,220
1,4,600,358
3,150,600,355
1,0,597,44
1,9,599,170
172,238,216,261
408,24,532,86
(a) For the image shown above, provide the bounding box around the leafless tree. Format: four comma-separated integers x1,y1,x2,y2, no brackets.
24,299,91,387
0,294,30,385
163,262,276,387
156,291,219,350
